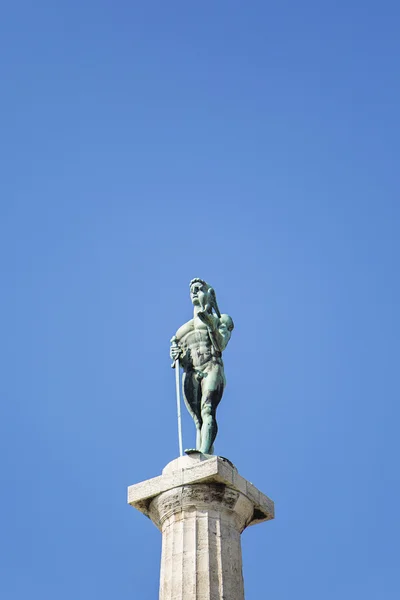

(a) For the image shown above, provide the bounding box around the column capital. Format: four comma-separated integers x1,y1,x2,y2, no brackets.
127,452,274,530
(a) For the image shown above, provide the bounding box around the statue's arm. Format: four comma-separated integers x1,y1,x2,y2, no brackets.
208,314,234,352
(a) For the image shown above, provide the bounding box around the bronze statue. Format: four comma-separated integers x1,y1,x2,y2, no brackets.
170,279,234,454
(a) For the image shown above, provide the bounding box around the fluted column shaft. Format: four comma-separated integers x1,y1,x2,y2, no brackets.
149,483,253,600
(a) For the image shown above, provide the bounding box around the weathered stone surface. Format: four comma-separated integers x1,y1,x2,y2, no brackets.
150,484,252,600
127,452,274,526
127,453,274,600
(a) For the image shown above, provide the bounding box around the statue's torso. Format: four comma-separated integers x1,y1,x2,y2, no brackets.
176,317,222,369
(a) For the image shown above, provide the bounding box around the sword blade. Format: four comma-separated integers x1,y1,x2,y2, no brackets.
175,359,183,457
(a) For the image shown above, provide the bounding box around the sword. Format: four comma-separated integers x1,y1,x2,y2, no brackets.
171,336,183,457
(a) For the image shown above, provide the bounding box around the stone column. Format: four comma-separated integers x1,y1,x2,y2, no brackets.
128,453,274,600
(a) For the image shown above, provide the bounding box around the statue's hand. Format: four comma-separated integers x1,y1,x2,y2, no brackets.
170,337,182,362
170,345,181,361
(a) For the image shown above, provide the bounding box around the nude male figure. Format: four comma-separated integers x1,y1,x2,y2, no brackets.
170,279,234,455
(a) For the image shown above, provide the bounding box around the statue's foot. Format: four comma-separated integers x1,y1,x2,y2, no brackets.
185,449,214,460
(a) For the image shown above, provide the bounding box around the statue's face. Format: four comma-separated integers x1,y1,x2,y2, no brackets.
190,281,208,308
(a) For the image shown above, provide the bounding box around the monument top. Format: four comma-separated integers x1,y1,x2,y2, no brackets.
127,281,274,600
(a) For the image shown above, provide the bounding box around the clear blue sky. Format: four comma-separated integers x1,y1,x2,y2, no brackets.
1,1,399,598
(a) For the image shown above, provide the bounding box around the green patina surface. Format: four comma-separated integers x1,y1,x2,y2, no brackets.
170,279,234,455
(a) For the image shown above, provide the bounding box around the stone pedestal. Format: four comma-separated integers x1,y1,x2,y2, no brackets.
127,453,274,600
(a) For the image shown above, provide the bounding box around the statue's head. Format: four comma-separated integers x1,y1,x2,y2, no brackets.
189,278,221,317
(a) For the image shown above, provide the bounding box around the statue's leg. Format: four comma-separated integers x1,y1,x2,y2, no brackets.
196,424,201,450
199,367,224,455
182,371,202,450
